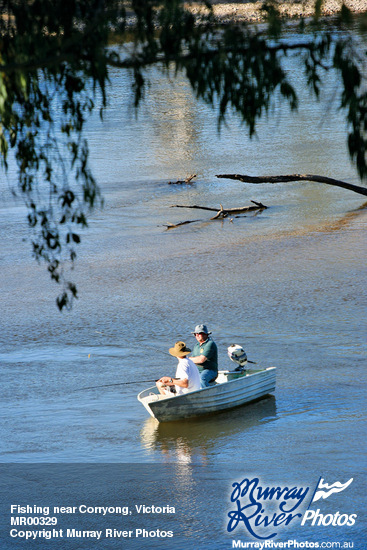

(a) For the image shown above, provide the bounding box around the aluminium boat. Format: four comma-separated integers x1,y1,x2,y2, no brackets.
137,367,276,422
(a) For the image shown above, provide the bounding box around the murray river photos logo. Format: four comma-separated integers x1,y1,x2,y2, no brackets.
227,476,356,540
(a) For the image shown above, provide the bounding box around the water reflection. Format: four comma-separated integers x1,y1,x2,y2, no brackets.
140,396,277,463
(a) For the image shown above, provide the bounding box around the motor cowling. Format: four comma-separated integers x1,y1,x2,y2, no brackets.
227,344,247,370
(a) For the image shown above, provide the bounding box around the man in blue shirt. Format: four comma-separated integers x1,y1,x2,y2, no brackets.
190,324,218,388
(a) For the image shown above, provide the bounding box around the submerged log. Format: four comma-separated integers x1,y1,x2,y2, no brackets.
170,201,267,213
164,200,268,228
216,173,367,197
171,200,267,217
163,220,201,229
168,174,197,185
210,201,267,219
170,204,218,212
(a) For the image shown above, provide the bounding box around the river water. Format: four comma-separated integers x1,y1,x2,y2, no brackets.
0,24,366,549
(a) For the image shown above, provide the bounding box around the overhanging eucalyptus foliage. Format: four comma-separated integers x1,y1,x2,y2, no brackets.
0,0,366,309
0,0,125,309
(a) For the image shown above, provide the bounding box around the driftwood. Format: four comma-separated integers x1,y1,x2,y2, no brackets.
163,219,201,229
168,174,197,185
216,173,367,197
164,200,267,228
210,200,267,219
171,200,267,218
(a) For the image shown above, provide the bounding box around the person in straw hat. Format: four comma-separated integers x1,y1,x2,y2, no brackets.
156,341,201,396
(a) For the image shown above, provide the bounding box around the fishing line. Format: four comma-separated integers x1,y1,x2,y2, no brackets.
93,331,172,357
92,331,257,363
75,379,159,392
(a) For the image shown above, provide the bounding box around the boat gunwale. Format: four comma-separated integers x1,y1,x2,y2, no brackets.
137,367,276,406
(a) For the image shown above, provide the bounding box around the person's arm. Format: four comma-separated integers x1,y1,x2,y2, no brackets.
157,376,187,388
172,377,188,388
190,355,207,365
191,341,217,366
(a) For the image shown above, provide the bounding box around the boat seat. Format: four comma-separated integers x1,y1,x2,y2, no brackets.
216,370,246,383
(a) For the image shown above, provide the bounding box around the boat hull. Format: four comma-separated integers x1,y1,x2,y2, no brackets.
137,367,276,422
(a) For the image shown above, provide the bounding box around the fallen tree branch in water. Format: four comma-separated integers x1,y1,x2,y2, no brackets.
164,219,202,228
164,201,268,228
171,200,267,216
168,174,197,185
210,201,267,219
170,204,218,212
215,173,367,196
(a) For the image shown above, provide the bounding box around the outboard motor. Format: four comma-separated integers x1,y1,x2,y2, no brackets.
227,344,248,371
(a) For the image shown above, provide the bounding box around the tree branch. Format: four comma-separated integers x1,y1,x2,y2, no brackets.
0,38,324,74
163,219,201,229
168,174,197,185
170,204,218,212
216,174,367,196
171,202,267,214
165,201,268,227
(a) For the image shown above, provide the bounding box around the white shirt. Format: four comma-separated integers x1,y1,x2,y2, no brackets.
175,357,201,395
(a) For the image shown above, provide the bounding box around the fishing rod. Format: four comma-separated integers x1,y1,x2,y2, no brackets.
93,332,172,358
152,348,257,363
75,379,160,392
151,347,257,363
145,342,258,362
76,376,183,392
94,332,257,363
141,342,258,363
